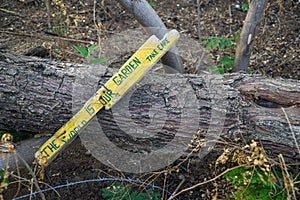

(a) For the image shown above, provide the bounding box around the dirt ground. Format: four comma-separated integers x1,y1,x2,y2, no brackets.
1,0,300,199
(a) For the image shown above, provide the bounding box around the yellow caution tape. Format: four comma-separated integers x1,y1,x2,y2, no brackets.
35,29,180,166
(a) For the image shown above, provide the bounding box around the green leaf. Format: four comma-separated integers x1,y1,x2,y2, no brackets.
219,56,234,70
74,46,89,57
219,56,232,63
101,188,114,198
212,38,220,49
220,39,226,50
52,26,67,35
260,188,269,197
2,178,10,184
149,1,155,7
0,169,5,177
200,38,210,45
218,68,225,74
205,39,214,51
242,3,249,12
129,191,138,199
88,58,108,64
60,27,68,33
88,45,99,52
225,39,232,48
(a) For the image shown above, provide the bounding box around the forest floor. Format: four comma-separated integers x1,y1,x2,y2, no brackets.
1,0,300,199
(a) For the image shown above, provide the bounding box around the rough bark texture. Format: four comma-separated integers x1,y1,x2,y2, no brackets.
234,0,269,71
0,52,299,169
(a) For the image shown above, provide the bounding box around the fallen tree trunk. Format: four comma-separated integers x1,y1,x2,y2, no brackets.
0,52,299,169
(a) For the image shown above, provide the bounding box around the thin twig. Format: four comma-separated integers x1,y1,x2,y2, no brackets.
15,153,46,200
9,172,61,198
278,154,297,200
0,8,26,17
12,152,21,199
197,0,202,43
196,50,205,73
228,4,232,34
168,164,247,199
162,172,167,200
281,107,300,154
171,175,185,197
44,0,52,28
0,30,91,44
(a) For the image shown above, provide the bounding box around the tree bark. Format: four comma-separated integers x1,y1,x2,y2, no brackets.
0,52,299,169
234,0,269,71
116,0,184,73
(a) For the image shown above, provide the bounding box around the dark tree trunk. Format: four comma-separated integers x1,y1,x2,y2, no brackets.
0,52,299,169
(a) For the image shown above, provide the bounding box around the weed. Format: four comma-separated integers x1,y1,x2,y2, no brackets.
201,36,235,74
149,1,156,7
102,181,161,200
52,25,68,36
235,3,249,12
200,29,254,75
0,169,9,186
242,3,249,12
219,141,288,199
49,0,69,60
0,169,10,199
0,134,12,198
223,167,287,199
201,36,233,51
208,56,235,74
74,45,108,64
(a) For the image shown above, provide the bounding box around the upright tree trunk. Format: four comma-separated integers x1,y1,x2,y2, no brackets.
234,0,269,71
116,0,184,73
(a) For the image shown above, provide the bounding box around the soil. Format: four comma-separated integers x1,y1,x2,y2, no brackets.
1,0,300,199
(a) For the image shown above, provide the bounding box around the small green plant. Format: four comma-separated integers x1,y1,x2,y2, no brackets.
0,169,10,195
74,45,108,64
101,181,161,200
223,166,287,200
201,36,233,51
51,8,68,36
218,141,288,200
235,3,249,12
242,3,249,12
208,56,234,74
149,1,155,7
52,26,68,35
201,36,235,74
0,169,9,184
